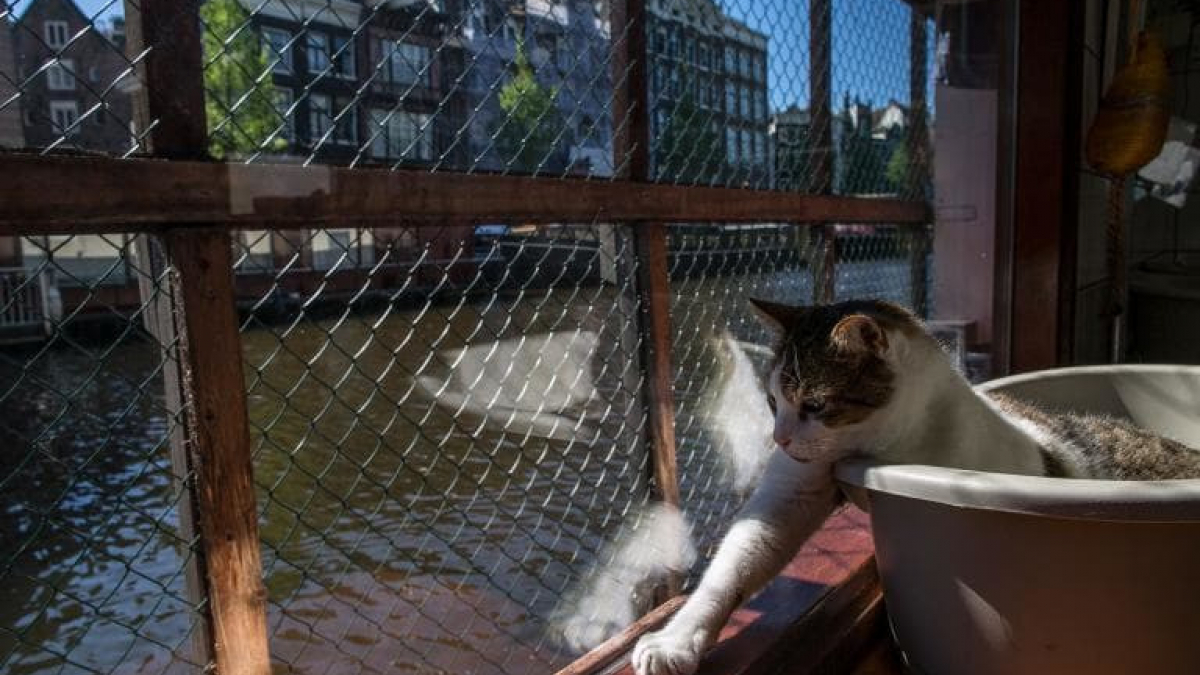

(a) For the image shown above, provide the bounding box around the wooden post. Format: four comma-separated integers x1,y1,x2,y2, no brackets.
907,9,930,316
125,0,272,671
808,0,835,304
166,230,272,675
613,0,681,599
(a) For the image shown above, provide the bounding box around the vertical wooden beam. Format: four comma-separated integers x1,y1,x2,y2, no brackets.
123,0,208,158
634,224,680,508
125,0,271,671
613,0,680,601
907,10,930,316
808,0,835,303
134,236,214,667
167,230,271,675
1006,0,1082,372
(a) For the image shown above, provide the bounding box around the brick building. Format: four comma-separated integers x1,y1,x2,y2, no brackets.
12,0,133,153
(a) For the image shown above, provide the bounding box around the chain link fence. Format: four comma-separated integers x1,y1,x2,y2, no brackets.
3,0,934,194
0,219,929,674
0,234,209,675
3,0,938,672
668,221,929,564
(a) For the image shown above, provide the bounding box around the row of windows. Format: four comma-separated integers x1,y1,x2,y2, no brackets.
263,28,434,88
271,88,434,161
651,25,766,81
726,127,768,165
651,68,768,121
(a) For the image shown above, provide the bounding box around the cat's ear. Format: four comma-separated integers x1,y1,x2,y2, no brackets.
831,314,888,357
749,298,803,333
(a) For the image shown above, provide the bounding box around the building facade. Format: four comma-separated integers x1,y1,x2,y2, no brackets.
459,0,614,175
241,0,469,168
12,0,133,153
770,97,912,196
0,19,24,150
646,0,768,186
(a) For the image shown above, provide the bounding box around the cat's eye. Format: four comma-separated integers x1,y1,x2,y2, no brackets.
801,399,825,414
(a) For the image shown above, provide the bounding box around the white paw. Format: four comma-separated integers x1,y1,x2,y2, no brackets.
631,627,710,675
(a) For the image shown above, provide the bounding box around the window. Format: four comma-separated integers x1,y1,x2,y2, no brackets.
741,129,751,163
739,86,749,118
668,29,679,58
756,131,767,164
333,101,357,144
274,88,294,140
47,59,75,91
577,115,594,144
668,68,679,98
686,39,696,64
308,93,332,141
332,35,355,79
381,41,431,86
368,109,432,160
741,50,752,78
654,28,666,54
44,21,69,50
725,127,737,163
725,81,735,114
264,27,292,75
724,45,734,73
50,100,79,136
306,31,331,74
698,43,709,69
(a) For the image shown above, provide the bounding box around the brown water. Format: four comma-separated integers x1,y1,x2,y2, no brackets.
0,258,913,675
0,288,651,675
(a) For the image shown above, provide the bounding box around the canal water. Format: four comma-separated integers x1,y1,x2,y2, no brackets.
0,259,915,675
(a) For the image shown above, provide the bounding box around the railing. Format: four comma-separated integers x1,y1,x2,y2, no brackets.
0,0,935,673
0,267,46,337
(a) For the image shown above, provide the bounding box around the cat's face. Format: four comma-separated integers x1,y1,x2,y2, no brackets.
751,299,907,463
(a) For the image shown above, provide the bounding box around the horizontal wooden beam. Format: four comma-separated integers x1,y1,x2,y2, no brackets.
0,154,929,234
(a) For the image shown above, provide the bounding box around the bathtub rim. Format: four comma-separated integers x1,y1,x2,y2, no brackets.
834,364,1200,523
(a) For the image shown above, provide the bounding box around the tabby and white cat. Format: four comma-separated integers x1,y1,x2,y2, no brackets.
631,298,1200,675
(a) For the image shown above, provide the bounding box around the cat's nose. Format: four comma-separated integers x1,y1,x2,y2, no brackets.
774,435,791,448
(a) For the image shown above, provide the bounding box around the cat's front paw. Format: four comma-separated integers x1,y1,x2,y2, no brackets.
631,627,710,675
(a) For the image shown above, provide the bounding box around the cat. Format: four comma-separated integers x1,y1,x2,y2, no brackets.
631,298,1200,675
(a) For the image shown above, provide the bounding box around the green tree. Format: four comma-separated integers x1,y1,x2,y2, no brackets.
494,42,562,172
202,0,287,159
656,90,722,183
885,143,909,191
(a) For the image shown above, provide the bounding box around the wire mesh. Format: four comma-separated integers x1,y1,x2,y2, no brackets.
2,0,145,154
0,234,210,675
3,0,934,196
667,221,930,566
231,222,657,673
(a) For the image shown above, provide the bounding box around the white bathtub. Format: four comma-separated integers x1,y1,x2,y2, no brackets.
835,365,1200,675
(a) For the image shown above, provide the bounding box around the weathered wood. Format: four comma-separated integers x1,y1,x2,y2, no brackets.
133,235,214,667
809,0,836,304
0,155,930,234
635,223,679,508
122,0,208,158
611,0,650,182
167,229,271,675
552,595,687,675
907,10,931,316
613,0,681,604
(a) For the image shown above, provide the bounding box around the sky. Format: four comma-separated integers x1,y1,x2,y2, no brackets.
11,0,935,114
